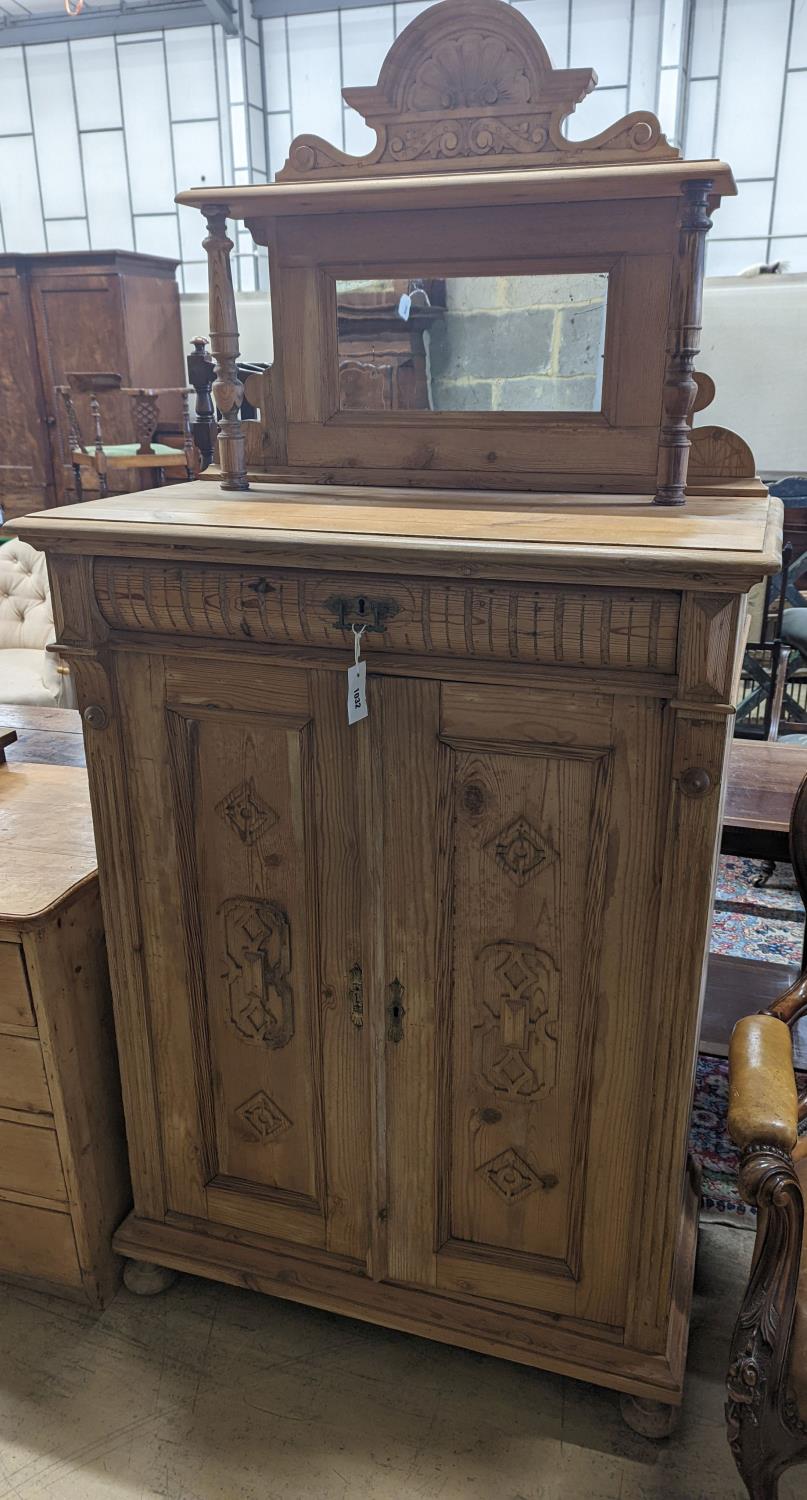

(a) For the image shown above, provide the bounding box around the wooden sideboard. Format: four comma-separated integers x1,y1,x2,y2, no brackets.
13,0,780,1439
0,251,185,520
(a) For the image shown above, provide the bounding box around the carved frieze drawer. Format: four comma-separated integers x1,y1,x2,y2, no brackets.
94,561,679,674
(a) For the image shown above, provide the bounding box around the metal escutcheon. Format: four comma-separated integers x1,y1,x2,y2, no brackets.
386,978,405,1044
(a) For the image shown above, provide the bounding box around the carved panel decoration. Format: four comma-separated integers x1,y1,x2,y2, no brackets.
485,815,556,886
236,1089,292,1143
220,897,294,1049
474,941,559,1099
216,777,279,846
477,1146,557,1202
277,0,677,181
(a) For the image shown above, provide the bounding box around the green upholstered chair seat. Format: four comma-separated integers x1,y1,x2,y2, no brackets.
73,443,182,459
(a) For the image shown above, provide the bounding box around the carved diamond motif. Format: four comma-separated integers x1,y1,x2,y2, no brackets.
236,1089,291,1143
478,1147,542,1203
216,778,278,846
485,815,555,886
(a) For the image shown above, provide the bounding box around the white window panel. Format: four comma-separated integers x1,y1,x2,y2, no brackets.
118,41,175,215
0,220,5,253
244,37,263,108
118,32,163,44
45,218,89,252
182,260,208,294
0,48,30,136
690,0,724,77
706,237,768,276
394,2,434,34
714,179,773,239
227,35,244,106
268,111,292,180
0,137,44,252
26,43,84,220
173,118,222,198
341,4,395,88
791,0,807,68
769,237,807,272
514,1,568,69
344,103,376,156
684,77,717,159
178,203,207,266
69,38,122,130
564,86,628,143
231,103,248,170
238,254,257,292
165,28,216,124
715,0,791,178
570,0,631,88
134,213,180,261
656,67,681,142
772,71,807,236
82,131,133,251
262,17,290,113
215,28,233,181
287,10,343,146
661,0,686,67
234,167,251,184
249,105,267,174
629,0,662,112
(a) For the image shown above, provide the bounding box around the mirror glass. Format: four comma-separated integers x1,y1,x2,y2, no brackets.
335,273,608,414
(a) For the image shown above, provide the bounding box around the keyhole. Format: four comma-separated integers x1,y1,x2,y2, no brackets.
357,597,367,616
391,1004,402,1020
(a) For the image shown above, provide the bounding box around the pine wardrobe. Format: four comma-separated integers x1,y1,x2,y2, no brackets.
16,0,781,1434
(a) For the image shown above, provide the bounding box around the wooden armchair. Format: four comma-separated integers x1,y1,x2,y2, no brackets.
726,772,807,1499
57,372,196,500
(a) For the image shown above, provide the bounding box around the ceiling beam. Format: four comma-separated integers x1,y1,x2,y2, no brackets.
200,0,238,34
0,2,224,45
253,0,386,15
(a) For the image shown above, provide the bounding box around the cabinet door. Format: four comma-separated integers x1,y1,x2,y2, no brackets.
374,675,669,1332
116,653,369,1264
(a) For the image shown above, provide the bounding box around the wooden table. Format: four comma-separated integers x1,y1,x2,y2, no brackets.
722,738,807,862
0,705,84,767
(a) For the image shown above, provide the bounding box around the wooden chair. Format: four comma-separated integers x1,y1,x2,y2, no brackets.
726,770,807,1499
56,372,196,499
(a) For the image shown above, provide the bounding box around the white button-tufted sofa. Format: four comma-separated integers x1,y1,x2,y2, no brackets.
0,539,76,708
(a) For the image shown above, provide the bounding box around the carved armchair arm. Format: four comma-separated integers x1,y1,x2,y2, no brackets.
728,1014,799,1153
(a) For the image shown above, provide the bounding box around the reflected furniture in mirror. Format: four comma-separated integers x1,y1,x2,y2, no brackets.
57,373,197,499
15,0,781,1444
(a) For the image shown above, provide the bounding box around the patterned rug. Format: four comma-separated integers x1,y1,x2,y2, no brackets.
688,857,805,1227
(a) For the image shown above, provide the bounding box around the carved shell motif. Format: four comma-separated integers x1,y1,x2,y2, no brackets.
407,33,532,112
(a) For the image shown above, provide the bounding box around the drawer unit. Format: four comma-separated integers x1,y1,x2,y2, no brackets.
0,1118,67,1202
0,1199,81,1289
0,942,34,1028
0,1035,51,1114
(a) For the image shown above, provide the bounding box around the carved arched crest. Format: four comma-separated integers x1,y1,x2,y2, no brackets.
277,0,677,180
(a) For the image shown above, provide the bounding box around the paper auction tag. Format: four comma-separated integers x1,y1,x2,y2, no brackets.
347,625,368,724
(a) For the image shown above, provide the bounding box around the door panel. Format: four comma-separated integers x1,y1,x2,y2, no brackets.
116,653,369,1263
378,676,666,1330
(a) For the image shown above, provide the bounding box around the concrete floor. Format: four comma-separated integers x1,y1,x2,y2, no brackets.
0,1227,802,1500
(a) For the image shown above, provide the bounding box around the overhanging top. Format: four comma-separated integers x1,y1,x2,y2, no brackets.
176,160,736,222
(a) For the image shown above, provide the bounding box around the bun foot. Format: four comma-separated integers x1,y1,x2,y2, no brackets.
620,1394,680,1438
122,1258,179,1296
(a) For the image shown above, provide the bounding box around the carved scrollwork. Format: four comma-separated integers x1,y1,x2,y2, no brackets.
277,0,677,181
725,1145,807,1494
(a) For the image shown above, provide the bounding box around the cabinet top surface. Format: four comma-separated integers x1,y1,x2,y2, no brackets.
0,761,96,925
13,484,782,587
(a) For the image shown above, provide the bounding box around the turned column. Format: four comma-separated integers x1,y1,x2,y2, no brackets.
202,203,249,491
654,179,713,506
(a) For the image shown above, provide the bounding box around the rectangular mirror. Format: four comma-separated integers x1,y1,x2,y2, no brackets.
335,273,608,414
